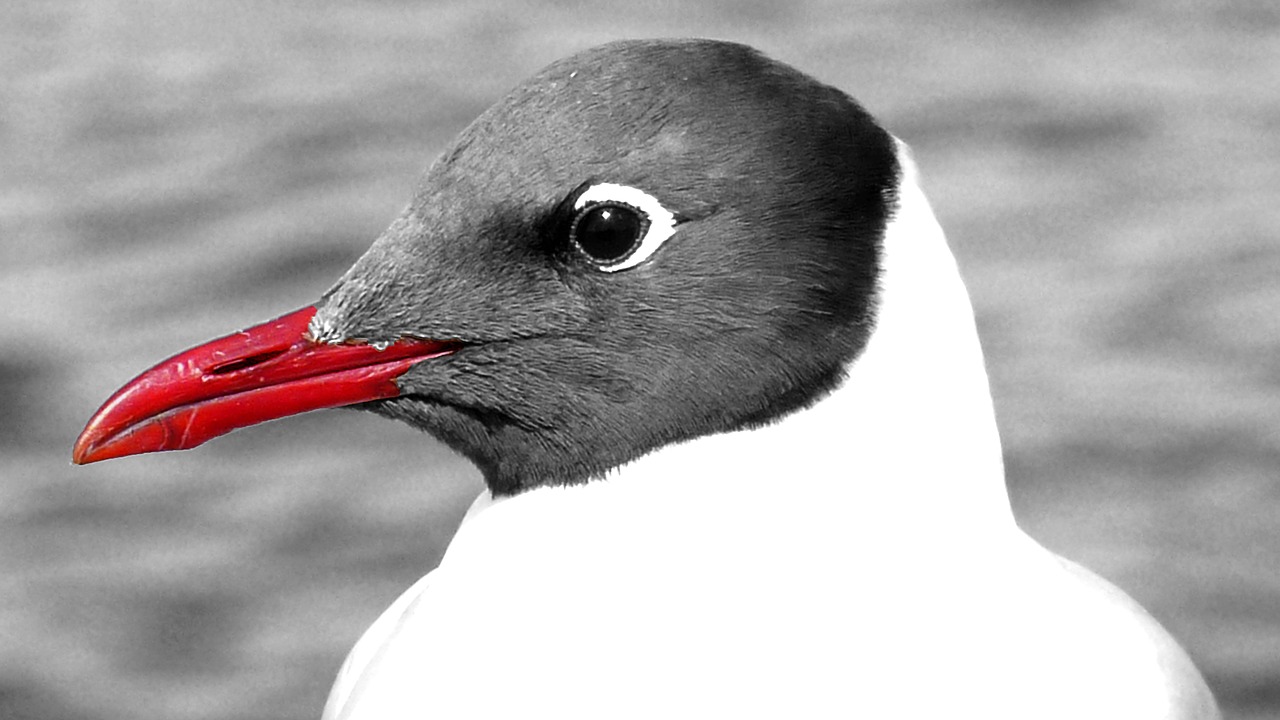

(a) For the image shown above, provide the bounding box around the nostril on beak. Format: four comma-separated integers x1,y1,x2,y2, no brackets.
207,349,289,375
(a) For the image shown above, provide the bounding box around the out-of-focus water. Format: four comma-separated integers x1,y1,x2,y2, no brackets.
4,1,1278,718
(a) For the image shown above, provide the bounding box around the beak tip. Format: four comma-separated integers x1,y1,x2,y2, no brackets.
71,430,103,465
72,410,112,465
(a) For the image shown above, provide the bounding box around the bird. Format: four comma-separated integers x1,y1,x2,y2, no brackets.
73,39,1220,719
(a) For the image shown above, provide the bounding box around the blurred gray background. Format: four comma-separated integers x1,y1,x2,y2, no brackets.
4,1,1278,718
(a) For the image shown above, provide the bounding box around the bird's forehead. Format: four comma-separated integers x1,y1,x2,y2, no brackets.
441,43,810,174
467,82,706,170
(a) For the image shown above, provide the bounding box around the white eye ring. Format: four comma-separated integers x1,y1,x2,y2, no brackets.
573,183,678,272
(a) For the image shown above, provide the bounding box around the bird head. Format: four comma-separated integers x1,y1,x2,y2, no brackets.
74,39,899,495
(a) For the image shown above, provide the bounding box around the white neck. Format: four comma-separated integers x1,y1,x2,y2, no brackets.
830,139,1013,531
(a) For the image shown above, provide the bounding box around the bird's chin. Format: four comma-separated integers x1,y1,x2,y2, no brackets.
356,395,518,493
364,393,623,496
357,394,492,443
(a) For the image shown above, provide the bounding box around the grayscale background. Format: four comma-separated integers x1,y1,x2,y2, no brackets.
4,1,1277,718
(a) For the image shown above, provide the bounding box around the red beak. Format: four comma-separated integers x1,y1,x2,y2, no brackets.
72,306,460,465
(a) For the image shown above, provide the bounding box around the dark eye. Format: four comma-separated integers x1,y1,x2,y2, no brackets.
560,183,679,272
570,203,649,264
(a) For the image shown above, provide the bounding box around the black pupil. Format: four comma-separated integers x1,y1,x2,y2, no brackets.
574,204,644,262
